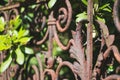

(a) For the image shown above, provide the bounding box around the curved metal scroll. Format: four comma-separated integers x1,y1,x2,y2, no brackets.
113,0,120,32
56,0,72,32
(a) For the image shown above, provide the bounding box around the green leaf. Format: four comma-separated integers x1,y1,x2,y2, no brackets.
81,0,87,6
28,13,34,18
99,3,110,10
11,30,18,41
28,5,36,9
0,17,5,32
19,37,32,45
107,65,114,73
96,16,105,23
10,15,22,30
76,12,87,22
24,47,34,54
29,57,38,66
18,27,29,39
15,47,24,65
21,7,25,13
94,0,99,11
0,35,12,50
48,0,57,8
102,8,111,12
0,53,12,73
24,15,32,22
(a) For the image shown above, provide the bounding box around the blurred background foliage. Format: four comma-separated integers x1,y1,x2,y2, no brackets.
0,0,120,80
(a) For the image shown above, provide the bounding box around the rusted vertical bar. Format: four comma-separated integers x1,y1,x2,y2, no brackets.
48,12,54,57
87,0,93,79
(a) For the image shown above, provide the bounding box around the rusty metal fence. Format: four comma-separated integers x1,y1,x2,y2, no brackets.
0,0,120,80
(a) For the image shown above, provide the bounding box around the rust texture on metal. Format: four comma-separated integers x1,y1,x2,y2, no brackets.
87,0,93,79
0,0,120,80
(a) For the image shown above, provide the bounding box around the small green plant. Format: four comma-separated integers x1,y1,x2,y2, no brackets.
0,15,33,73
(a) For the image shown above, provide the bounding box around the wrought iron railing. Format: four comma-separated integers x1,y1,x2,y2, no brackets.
0,0,120,80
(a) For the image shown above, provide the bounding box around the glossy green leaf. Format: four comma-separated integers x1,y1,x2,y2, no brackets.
19,37,32,45
15,47,24,65
0,53,12,73
76,12,87,22
96,16,105,23
11,30,18,41
99,4,110,10
81,0,87,6
48,0,57,8
0,35,12,50
24,15,32,22
29,57,38,65
18,27,29,39
24,47,34,54
103,8,111,12
107,65,114,73
0,17,5,32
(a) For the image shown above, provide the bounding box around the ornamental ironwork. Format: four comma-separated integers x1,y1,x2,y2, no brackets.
0,0,120,80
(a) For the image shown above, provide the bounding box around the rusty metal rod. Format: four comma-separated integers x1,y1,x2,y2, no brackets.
0,3,20,11
87,0,93,79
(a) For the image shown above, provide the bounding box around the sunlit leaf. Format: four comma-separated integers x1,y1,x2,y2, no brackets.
48,0,57,8
76,12,87,22
0,17,5,32
21,7,25,13
0,35,12,50
17,37,32,45
29,57,38,66
0,53,12,73
11,30,18,41
24,47,34,54
96,16,105,23
18,27,29,39
15,47,24,65
107,65,114,73
81,0,87,6
99,3,110,10
29,5,36,9
103,8,111,12
24,15,32,22
94,3,99,11
10,15,22,30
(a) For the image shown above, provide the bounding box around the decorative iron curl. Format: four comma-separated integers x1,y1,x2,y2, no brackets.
116,66,120,73
43,69,56,80
104,45,120,63
113,0,120,32
9,8,19,20
53,26,74,50
56,0,72,32
32,65,39,80
36,29,48,45
0,11,8,21
96,21,120,62
36,54,44,80
103,74,120,80
56,61,77,80
36,0,73,51
92,20,120,79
